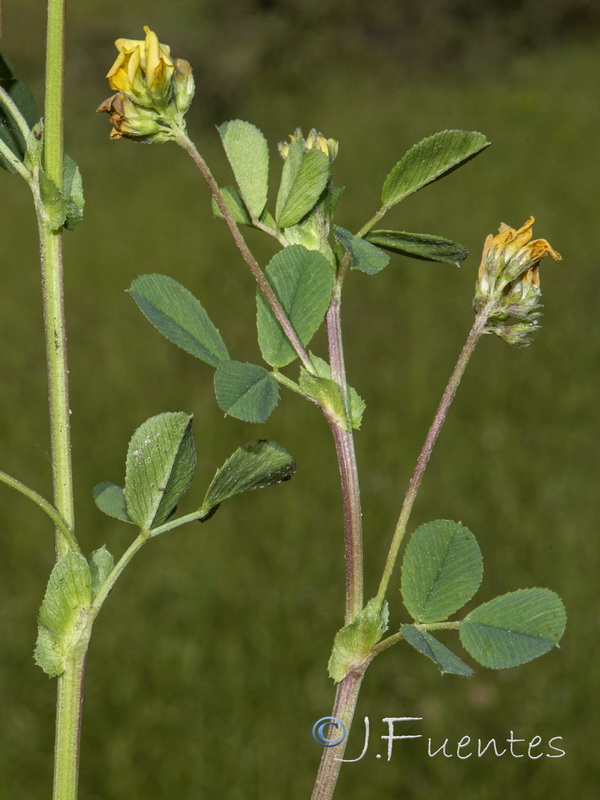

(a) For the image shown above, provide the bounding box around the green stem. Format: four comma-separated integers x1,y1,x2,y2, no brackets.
45,0,65,190
0,469,78,551
44,3,81,800
356,206,387,238
174,130,313,371
53,653,87,800
91,533,147,612
374,307,491,607
42,0,73,559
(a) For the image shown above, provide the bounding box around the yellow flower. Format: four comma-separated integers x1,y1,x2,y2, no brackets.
107,26,174,105
98,26,195,142
474,217,561,347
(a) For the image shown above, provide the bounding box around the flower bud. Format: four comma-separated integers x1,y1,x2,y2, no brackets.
474,217,561,347
278,127,339,161
173,58,195,113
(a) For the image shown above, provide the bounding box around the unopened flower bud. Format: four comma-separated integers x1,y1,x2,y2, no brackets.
278,127,338,161
474,217,561,347
173,59,195,113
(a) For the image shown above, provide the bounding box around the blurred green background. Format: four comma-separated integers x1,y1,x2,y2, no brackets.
1,1,598,798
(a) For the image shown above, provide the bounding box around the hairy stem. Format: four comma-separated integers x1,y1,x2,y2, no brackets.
310,666,369,800
43,0,73,558
324,253,363,623
44,3,82,800
53,653,87,800
375,307,491,606
174,130,313,371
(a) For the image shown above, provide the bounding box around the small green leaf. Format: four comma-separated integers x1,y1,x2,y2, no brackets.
0,53,37,173
211,184,253,226
401,625,473,677
276,140,330,228
200,440,296,517
218,120,269,220
34,552,92,677
63,153,85,231
307,354,366,429
401,520,483,623
214,361,279,423
328,600,389,683
381,130,491,208
335,226,390,275
460,588,566,670
129,274,229,368
93,482,133,523
88,546,115,598
365,230,468,267
256,245,334,367
125,412,197,531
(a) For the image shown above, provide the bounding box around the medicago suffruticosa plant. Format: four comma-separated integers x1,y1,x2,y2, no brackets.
0,13,565,800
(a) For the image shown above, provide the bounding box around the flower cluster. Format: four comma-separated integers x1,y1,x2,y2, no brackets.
474,217,561,347
278,128,339,161
97,26,194,141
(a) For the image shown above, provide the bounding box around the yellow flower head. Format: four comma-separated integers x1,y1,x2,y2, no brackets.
478,217,561,291
474,218,561,347
107,26,175,105
98,27,195,141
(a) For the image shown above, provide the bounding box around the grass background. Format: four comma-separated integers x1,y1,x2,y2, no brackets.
0,1,598,798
